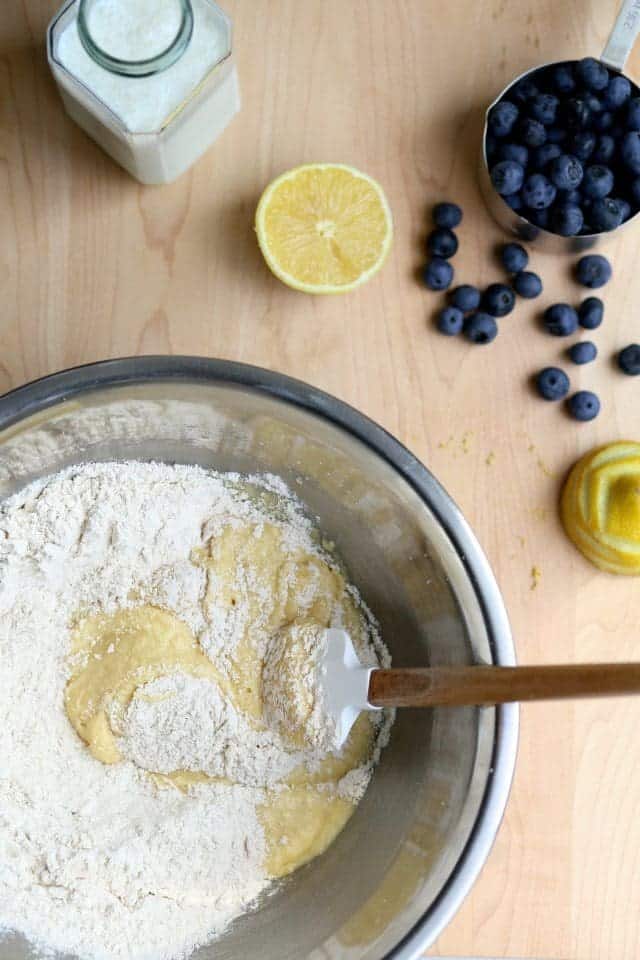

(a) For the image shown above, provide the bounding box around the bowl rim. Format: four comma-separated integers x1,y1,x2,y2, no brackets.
0,355,519,960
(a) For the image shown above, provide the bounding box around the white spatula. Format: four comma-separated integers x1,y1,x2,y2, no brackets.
321,628,640,748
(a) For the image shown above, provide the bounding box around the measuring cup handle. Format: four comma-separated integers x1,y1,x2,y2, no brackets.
602,0,640,72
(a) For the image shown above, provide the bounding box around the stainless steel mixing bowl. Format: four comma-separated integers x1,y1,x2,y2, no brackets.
0,356,518,960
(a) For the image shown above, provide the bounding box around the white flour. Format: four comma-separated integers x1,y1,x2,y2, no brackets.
0,461,390,960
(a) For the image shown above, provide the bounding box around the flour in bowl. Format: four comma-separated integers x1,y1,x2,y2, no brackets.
0,461,391,960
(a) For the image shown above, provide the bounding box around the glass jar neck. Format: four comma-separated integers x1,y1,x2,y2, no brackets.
77,0,194,77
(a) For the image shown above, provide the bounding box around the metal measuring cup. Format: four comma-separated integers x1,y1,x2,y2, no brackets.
480,0,640,252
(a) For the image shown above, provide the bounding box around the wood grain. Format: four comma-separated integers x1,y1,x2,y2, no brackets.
2,2,640,958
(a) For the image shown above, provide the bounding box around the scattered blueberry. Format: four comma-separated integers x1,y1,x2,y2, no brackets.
550,202,584,235
627,97,640,130
546,126,567,143
450,284,481,312
575,254,612,288
504,192,524,211
433,202,463,229
491,160,525,195
568,130,597,160
489,101,520,138
511,78,539,104
618,343,640,375
533,143,562,168
593,135,615,164
544,303,579,336
567,390,601,421
464,312,498,344
482,283,516,317
529,93,559,125
578,297,604,329
553,64,576,95
513,270,543,298
590,197,624,231
423,258,454,291
582,164,615,199
621,131,640,173
522,173,557,209
576,57,609,92
537,366,570,401
500,242,528,273
568,341,597,364
604,75,631,110
427,228,459,259
519,117,547,147
549,154,584,190
498,142,529,165
437,306,465,336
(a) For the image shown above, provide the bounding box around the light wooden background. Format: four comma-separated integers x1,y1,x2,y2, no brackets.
3,1,640,958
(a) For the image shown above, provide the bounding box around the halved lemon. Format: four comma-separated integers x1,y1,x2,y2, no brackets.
255,163,393,294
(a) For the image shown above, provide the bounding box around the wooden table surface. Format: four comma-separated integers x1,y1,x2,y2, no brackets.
3,1,640,958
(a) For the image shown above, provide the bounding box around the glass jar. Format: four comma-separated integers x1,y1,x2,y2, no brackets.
47,0,240,185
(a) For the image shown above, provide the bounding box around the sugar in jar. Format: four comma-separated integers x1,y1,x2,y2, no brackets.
47,0,240,184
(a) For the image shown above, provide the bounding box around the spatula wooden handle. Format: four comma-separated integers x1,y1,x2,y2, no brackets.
368,663,640,708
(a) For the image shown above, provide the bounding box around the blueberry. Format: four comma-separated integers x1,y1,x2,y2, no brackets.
619,198,632,221
578,297,604,329
433,202,463,229
576,57,609,92
564,98,592,130
604,74,631,109
482,283,516,317
568,131,597,160
491,160,525,195
584,93,604,116
567,390,601,421
513,270,543,298
500,242,528,273
618,343,640,375
553,63,576,95
568,341,597,364
575,254,612,288
631,178,640,205
504,192,524,211
427,228,459,259
450,284,481,312
528,207,550,229
536,366,570,401
546,126,567,144
464,312,498,344
549,154,584,190
590,197,624,231
519,117,547,147
498,142,529,166
558,187,582,204
488,100,520,137
593,135,615,164
533,143,562,168
593,110,614,133
621,131,640,173
486,134,499,161
437,306,465,336
522,173,557,209
512,78,539,104
550,202,584,236
543,303,579,336
627,97,640,131
582,164,614,199
529,93,559,125
423,258,454,291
